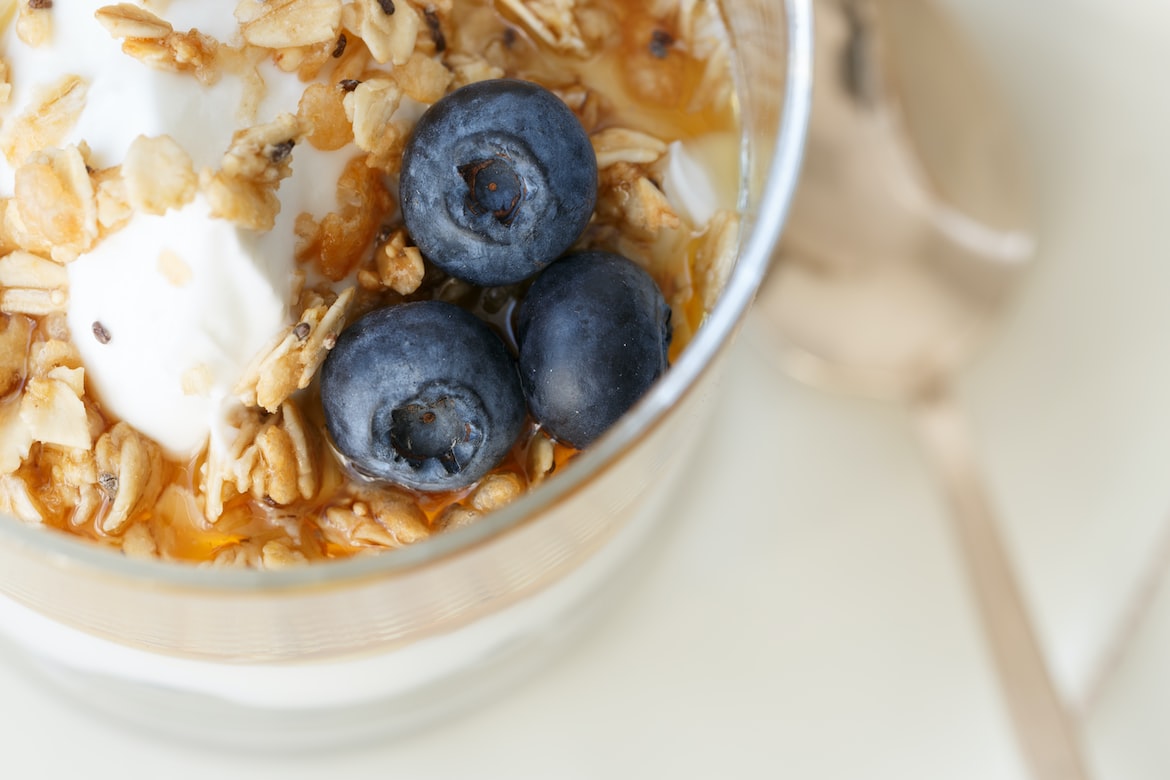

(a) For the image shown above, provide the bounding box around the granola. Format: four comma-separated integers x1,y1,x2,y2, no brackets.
0,0,740,566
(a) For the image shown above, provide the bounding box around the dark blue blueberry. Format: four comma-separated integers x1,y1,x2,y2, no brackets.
320,300,526,492
517,251,672,449
399,79,598,286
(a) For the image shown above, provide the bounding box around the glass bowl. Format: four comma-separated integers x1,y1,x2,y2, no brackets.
0,0,812,749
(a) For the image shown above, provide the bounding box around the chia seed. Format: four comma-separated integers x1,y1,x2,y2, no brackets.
268,139,295,164
649,29,673,59
425,8,446,53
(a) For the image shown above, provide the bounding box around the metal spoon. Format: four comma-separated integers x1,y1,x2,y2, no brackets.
754,1,1091,777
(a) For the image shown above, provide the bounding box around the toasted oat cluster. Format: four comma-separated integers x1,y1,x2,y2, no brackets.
0,0,740,567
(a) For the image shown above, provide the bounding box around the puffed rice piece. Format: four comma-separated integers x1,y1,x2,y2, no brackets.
297,82,353,151
299,157,394,277
362,228,424,295
261,539,307,569
470,472,523,512
158,248,193,288
392,51,453,104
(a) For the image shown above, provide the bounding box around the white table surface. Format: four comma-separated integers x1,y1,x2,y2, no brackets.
1,1,1167,778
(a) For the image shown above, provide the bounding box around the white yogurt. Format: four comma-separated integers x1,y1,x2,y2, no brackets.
65,196,289,455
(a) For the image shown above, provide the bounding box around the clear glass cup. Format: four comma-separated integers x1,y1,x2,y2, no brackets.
0,0,812,749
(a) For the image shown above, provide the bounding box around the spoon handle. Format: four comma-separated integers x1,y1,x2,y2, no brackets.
912,386,1092,780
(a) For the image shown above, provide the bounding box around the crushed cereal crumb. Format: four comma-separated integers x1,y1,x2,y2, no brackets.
157,249,193,287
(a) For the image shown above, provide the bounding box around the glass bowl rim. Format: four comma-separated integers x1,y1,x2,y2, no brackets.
0,0,814,594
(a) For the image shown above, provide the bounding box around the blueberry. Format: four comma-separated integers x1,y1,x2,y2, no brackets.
400,79,598,286
320,300,526,492
517,251,672,449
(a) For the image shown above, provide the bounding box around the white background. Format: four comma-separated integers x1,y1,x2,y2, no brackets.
2,0,1169,777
